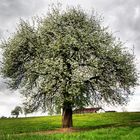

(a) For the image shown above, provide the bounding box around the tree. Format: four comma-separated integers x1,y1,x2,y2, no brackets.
0,7,138,128
1,116,7,119
11,106,22,118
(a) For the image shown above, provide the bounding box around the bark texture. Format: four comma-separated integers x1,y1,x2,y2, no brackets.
62,107,73,128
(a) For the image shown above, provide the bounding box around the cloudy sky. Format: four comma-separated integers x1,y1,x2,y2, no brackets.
0,0,140,117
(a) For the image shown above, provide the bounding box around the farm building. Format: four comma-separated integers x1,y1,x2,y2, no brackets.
73,107,104,114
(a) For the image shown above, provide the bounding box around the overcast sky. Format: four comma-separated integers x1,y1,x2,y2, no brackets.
0,0,140,117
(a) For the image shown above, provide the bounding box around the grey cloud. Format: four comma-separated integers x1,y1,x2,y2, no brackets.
99,0,140,52
112,0,140,33
0,91,21,106
0,0,47,20
0,90,22,116
0,28,3,38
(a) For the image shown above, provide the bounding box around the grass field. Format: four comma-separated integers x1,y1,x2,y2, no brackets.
0,112,140,140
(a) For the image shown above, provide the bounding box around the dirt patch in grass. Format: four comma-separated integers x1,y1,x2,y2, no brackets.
15,128,81,136
33,128,81,135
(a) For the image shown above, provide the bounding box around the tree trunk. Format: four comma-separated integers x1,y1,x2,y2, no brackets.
62,107,73,128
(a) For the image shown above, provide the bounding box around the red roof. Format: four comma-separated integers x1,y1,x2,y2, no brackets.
74,107,102,113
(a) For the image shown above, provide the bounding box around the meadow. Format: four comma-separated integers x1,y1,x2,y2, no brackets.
0,112,140,140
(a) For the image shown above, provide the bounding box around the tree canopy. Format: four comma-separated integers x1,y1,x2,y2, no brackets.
11,106,22,118
0,7,138,127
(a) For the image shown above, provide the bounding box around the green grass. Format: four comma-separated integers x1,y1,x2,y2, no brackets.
0,112,140,140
